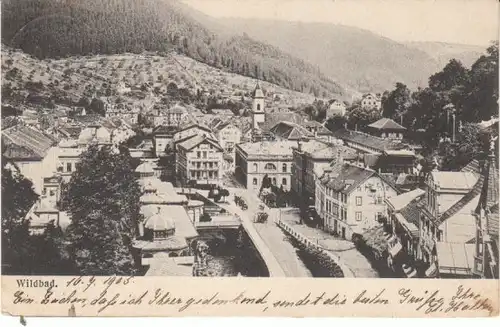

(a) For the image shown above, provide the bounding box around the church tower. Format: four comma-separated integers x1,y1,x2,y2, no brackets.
252,83,265,129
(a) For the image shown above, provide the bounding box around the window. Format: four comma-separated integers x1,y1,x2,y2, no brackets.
203,151,207,158
355,212,362,221
42,188,47,195
253,163,258,172
191,171,195,178
272,178,277,185
49,190,56,196
282,178,287,185
356,196,362,206
66,163,72,172
197,151,201,158
257,104,261,111
282,163,287,172
377,196,383,204
253,178,258,185
265,163,277,171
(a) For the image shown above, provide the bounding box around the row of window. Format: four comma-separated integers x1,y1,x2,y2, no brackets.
253,177,287,186
191,162,219,169
191,171,219,179
251,163,288,173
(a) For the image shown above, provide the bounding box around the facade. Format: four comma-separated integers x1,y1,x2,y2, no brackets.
153,105,188,127
368,118,406,140
152,125,178,157
417,171,482,278
328,100,347,117
251,83,266,129
292,139,356,207
385,188,426,268
235,141,295,192
215,122,241,155
176,135,224,186
2,125,59,194
361,93,382,111
473,152,499,279
315,163,399,239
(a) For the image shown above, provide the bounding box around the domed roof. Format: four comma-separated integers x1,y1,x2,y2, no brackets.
95,127,111,143
144,209,175,231
140,192,169,204
135,161,154,174
78,127,95,144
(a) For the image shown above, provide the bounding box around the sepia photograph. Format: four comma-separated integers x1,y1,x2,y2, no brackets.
0,0,499,303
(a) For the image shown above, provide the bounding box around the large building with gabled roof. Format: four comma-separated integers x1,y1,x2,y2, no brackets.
176,135,224,186
368,118,406,140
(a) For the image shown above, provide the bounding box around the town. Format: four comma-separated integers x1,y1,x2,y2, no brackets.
1,1,498,281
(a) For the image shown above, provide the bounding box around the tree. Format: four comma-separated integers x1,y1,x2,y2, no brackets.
429,59,470,93
1,167,38,274
88,98,106,116
325,114,347,132
346,106,381,132
381,82,411,122
64,145,141,275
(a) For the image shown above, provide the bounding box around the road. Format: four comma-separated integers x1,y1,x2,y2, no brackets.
222,188,312,277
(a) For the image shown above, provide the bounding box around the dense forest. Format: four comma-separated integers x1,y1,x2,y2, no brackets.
1,0,345,98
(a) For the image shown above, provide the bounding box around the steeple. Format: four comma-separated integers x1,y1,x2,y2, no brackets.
251,82,265,129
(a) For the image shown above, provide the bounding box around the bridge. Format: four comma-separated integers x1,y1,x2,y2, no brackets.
194,219,241,230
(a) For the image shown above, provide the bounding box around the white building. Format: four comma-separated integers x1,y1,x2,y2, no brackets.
251,83,265,129
315,162,399,239
361,93,382,111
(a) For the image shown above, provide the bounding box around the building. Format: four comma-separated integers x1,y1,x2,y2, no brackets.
133,162,198,269
364,149,417,175
367,118,406,140
473,149,499,279
328,100,347,117
292,139,356,207
152,125,178,157
2,125,59,194
176,135,224,186
315,162,399,239
251,83,265,129
361,93,382,111
153,105,188,127
214,121,241,155
235,141,295,192
416,170,483,278
269,121,313,141
385,188,426,270
332,128,406,155
301,120,335,142
173,123,214,144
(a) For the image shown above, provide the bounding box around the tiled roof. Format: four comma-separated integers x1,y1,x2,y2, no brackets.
153,125,178,135
177,135,222,152
332,128,405,152
258,112,304,132
321,163,375,194
269,121,313,140
368,118,406,131
461,159,482,174
399,200,421,238
2,125,57,160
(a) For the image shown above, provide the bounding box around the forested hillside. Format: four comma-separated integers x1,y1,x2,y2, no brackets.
1,0,347,98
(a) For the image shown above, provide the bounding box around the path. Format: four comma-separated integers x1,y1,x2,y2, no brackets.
279,209,379,278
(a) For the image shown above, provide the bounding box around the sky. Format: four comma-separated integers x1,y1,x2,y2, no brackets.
182,0,498,46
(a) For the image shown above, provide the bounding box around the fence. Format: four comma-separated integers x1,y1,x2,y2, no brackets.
275,219,355,278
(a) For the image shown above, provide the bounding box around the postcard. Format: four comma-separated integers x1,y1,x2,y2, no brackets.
1,0,499,318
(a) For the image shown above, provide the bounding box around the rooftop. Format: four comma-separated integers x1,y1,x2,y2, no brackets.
269,121,313,141
368,118,406,131
431,172,479,190
387,188,426,212
332,128,405,152
177,135,222,152
238,140,295,158
2,125,57,160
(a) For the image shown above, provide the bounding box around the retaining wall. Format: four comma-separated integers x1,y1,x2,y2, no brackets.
275,219,355,278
